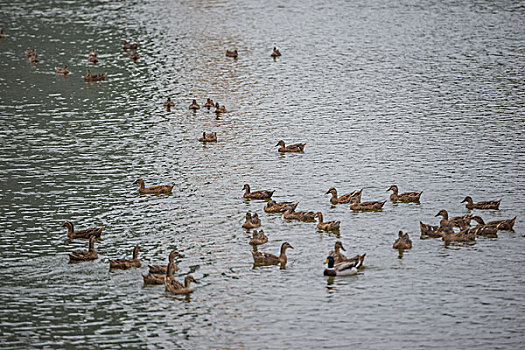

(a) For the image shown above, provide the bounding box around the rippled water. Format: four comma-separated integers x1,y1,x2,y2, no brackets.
1,0,524,348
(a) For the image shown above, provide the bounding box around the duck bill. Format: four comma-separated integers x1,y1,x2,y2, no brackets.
323,259,329,264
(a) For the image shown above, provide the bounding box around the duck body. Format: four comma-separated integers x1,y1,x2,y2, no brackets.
316,212,340,231
264,200,298,213
69,236,98,262
198,132,217,142
88,55,98,63
63,221,103,239
270,47,281,57
225,49,238,58
275,140,305,153
203,98,214,108
283,208,316,222
242,212,262,229
387,185,422,203
349,198,386,211
243,184,274,200
129,51,139,60
326,187,362,205
84,70,107,81
249,230,268,245
165,274,198,295
122,40,138,50
142,273,166,285
393,231,413,249
109,246,141,269
189,100,200,110
252,242,293,266
419,222,444,238
163,98,175,107
461,196,501,210
441,229,476,243
328,241,366,265
146,250,180,277
486,216,516,231
134,178,174,195
213,103,227,114
324,255,364,277
55,66,70,75
28,55,39,63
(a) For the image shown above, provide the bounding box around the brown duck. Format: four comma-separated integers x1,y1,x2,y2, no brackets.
328,241,365,266
189,99,200,110
214,103,227,114
129,50,139,61
315,212,340,231
55,65,70,75
69,236,98,262
242,212,262,229
62,221,103,239
467,216,499,238
84,69,107,81
165,275,198,295
349,197,385,211
88,55,98,63
486,216,516,231
326,187,363,205
163,97,175,107
203,98,214,108
242,184,274,199
461,196,501,210
225,49,238,58
134,178,174,195
393,231,412,249
387,185,422,203
249,230,268,245
198,132,217,142
109,246,141,269
264,200,298,213
252,242,293,266
122,40,138,50
441,228,476,243
283,207,316,222
275,140,305,153
142,250,181,285
270,47,281,57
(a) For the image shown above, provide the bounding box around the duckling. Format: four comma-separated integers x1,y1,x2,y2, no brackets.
323,254,364,276
214,103,227,114
189,99,200,110
249,230,268,245
315,212,340,231
328,241,365,265
242,212,261,229
275,140,305,153
461,196,501,210
165,274,198,295
283,207,317,222
134,178,174,195
62,221,103,240
264,200,298,213
203,98,214,108
225,49,238,58
122,40,138,50
129,50,139,61
326,187,363,205
0,28,6,39
242,184,274,199
88,55,98,63
69,236,98,262
349,197,385,211
252,242,293,266
198,132,217,142
387,185,422,203
486,216,516,231
54,65,70,75
142,250,180,285
270,47,281,57
109,246,141,269
393,231,412,249
163,97,175,107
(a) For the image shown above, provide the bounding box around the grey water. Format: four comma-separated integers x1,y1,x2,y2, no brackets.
0,0,524,349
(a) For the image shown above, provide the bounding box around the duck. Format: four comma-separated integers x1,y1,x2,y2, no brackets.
54,65,69,74
225,49,238,58
109,246,141,269
203,98,214,108
461,196,501,210
275,140,305,153
349,197,386,211
62,221,103,239
270,47,281,57
0,28,6,39
242,212,261,229
89,49,97,57
315,212,340,231
441,227,476,243
134,178,174,194
283,207,316,222
129,50,139,60
165,274,199,295
25,48,36,57
486,216,516,231
163,97,175,107
122,40,138,50
249,230,268,245
467,216,499,238
84,70,107,82
326,187,363,205
435,209,473,228
328,241,365,265
214,103,227,113
419,222,444,239
252,242,293,266
69,236,98,262
28,54,39,63
88,55,98,63
189,99,200,110
198,132,217,142
323,254,364,277
142,250,181,285
387,185,422,203
264,200,298,213
242,184,274,199
393,231,413,249
420,210,459,239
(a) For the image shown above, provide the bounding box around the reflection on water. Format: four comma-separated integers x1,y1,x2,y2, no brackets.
1,0,524,348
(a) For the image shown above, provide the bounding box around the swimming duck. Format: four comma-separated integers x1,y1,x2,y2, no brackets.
323,255,364,276
283,207,316,222
28,54,39,63
275,140,305,153
165,274,199,295
54,65,70,75
328,241,365,265
198,132,217,142
25,48,36,57
134,178,174,194
189,99,200,110
242,212,261,229
88,55,98,63
349,197,385,211
0,28,6,39
226,49,238,58
315,212,340,231
466,216,499,238
264,200,298,213
203,98,214,108
84,70,107,81
242,184,274,199
69,236,98,262
249,230,268,245
387,185,422,203
89,49,97,57
109,245,141,269
214,103,227,113
441,227,476,243
163,97,175,107
252,242,293,266
129,50,139,60
393,231,412,249
486,216,516,231
62,221,103,239
142,250,180,285
270,47,281,57
434,209,473,228
326,187,363,205
461,196,501,210
122,40,138,50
